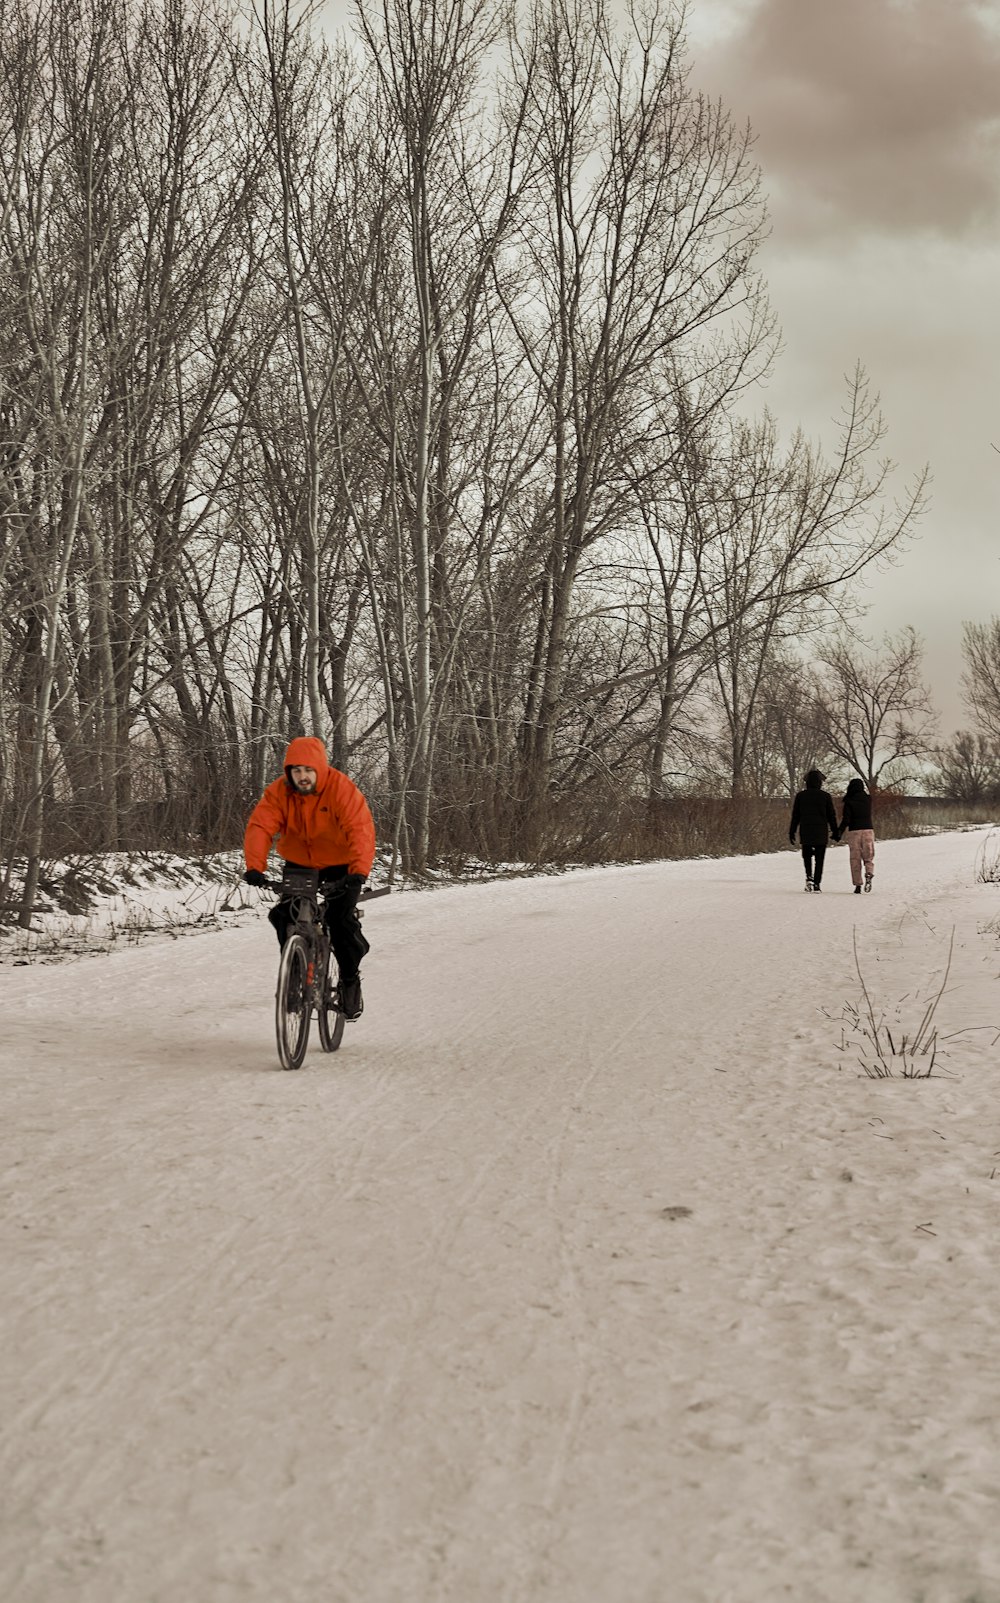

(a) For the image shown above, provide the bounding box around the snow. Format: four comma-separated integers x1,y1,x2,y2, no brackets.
0,851,255,962
2,830,1000,1603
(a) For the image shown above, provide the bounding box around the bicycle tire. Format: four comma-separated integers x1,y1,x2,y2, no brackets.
317,950,345,1053
275,934,311,1070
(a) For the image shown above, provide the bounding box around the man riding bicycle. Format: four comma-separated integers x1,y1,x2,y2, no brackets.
243,736,376,1020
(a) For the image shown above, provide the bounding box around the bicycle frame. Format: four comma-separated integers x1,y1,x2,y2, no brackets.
281,871,329,976
264,871,389,1068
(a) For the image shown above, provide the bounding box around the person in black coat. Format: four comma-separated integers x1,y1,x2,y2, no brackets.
789,769,838,892
834,776,876,892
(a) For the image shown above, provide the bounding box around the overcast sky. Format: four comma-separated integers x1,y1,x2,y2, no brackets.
680,0,1000,735
318,0,999,734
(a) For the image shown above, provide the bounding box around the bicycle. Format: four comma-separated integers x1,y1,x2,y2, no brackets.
263,868,390,1071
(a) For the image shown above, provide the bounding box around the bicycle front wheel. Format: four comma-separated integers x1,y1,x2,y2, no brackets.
275,935,311,1070
317,952,345,1053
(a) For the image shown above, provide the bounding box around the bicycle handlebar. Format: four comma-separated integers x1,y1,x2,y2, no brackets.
259,877,391,902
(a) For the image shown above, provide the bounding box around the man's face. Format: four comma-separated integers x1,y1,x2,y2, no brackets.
290,765,317,794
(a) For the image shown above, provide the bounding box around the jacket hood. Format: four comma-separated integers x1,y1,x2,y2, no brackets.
804,769,825,789
283,735,329,786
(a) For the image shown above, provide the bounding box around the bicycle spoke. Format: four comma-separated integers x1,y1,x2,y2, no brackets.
275,936,311,1069
317,948,345,1053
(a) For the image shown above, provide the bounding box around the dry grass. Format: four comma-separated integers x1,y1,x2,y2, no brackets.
837,927,954,1078
425,792,1000,871
975,829,1000,884
832,926,1000,1080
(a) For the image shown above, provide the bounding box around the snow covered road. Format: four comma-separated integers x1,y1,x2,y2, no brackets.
3,832,1000,1603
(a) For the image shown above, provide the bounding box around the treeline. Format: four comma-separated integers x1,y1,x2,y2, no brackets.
0,0,939,920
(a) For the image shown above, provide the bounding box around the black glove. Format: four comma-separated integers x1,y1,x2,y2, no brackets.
243,868,268,887
341,873,366,910
788,834,796,846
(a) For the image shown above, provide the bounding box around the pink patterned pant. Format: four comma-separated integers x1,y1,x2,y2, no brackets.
846,828,875,886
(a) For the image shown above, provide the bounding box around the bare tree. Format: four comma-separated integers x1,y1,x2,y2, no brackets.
1,0,268,906
340,0,540,870
813,628,938,791
758,651,828,796
502,0,772,840
697,372,928,797
0,0,945,886
961,618,1000,743
927,730,1000,803
691,646,829,799
249,0,357,737
1,0,116,922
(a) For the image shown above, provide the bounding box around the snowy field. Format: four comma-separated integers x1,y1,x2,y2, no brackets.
2,829,1000,1603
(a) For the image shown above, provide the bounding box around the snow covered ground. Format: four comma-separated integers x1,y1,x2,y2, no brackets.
2,829,1000,1603
0,851,255,963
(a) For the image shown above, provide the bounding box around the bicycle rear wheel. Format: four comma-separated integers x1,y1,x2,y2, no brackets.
317,951,345,1052
275,934,311,1070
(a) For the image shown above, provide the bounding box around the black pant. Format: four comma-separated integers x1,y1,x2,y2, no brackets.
268,863,370,979
801,844,827,886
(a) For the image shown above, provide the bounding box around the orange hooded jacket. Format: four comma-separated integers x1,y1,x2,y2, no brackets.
244,736,376,878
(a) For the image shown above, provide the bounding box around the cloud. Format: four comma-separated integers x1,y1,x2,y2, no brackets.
691,0,1000,240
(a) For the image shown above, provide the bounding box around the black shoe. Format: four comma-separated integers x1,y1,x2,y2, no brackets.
864,876,873,893
804,878,813,892
854,885,862,894
813,884,822,892
339,974,363,1020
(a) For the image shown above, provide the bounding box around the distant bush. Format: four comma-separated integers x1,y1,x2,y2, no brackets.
869,787,910,840
422,787,1000,873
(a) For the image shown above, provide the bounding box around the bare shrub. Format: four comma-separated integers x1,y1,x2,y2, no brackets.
420,781,789,871
868,786,911,841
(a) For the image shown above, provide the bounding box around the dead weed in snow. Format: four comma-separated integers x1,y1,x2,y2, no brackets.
832,927,1000,1079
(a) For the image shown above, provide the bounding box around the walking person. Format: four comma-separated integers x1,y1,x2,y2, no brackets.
835,776,875,893
789,769,838,892
243,736,376,1019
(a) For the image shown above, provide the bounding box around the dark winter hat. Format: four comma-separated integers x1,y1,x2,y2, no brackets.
804,769,825,789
